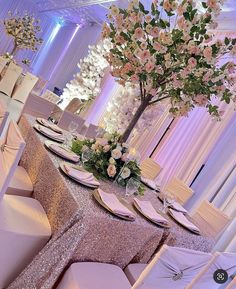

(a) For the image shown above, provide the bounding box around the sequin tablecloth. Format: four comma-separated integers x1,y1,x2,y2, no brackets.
8,115,215,289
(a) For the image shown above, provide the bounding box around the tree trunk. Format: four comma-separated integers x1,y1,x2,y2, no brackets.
120,98,150,143
10,43,18,56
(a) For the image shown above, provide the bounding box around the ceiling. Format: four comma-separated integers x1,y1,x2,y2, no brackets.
31,0,236,30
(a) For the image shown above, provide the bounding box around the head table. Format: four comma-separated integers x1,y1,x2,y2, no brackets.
9,114,215,289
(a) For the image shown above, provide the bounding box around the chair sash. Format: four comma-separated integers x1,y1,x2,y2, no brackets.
0,62,23,96
0,121,25,199
12,72,38,104
0,101,9,136
132,245,212,289
186,252,236,289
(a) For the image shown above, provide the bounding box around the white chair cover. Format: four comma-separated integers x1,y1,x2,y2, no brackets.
31,77,48,96
41,89,60,104
12,72,38,104
0,62,22,96
132,245,212,289
85,123,99,138
0,120,25,199
0,57,8,75
0,100,9,136
186,252,236,289
22,94,56,119
58,110,85,133
140,158,162,180
163,177,194,205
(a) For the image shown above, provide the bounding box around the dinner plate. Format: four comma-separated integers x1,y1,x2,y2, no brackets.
36,118,62,134
44,141,80,162
93,190,135,221
133,201,170,228
168,209,200,234
34,124,65,143
60,162,99,188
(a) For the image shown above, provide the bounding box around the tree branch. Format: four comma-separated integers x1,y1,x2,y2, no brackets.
149,95,171,105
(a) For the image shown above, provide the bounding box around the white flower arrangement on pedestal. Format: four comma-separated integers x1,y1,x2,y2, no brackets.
61,39,112,109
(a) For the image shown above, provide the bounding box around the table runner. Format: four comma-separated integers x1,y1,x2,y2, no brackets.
8,114,215,289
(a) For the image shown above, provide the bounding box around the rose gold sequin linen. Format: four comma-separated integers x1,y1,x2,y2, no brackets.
8,115,215,289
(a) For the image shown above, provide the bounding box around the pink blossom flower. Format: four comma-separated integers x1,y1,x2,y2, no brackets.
145,15,152,23
145,61,155,73
150,27,159,38
203,47,213,60
103,145,111,152
130,74,139,82
140,42,147,50
188,57,197,68
153,42,162,51
134,27,144,40
107,164,117,177
194,94,208,106
138,49,151,60
163,0,172,12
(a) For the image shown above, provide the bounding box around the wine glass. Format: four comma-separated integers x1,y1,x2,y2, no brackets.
67,121,78,147
81,149,93,165
161,192,175,213
125,178,140,197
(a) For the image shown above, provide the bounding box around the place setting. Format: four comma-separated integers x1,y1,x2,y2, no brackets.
36,117,63,134
33,123,65,143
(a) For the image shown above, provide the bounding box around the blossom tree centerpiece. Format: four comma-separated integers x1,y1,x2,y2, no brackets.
3,11,43,57
102,0,236,142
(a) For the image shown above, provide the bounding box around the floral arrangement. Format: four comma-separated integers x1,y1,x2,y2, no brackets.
102,0,236,141
3,11,43,55
61,39,111,110
71,133,144,194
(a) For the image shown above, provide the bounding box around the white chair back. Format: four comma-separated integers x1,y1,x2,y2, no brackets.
0,57,8,75
193,200,231,240
22,94,56,119
85,123,99,139
163,176,194,205
0,121,25,199
41,89,60,104
132,245,212,289
12,72,38,103
186,252,236,289
140,158,162,180
58,110,85,133
0,62,22,96
31,77,48,96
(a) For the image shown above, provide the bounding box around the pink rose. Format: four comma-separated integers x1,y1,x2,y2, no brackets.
103,145,111,153
134,27,144,40
107,164,117,178
138,50,151,61
203,47,212,60
188,57,197,68
145,61,155,73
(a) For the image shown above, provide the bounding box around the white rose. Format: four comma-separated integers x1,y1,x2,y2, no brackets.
121,167,131,179
109,157,116,164
111,148,122,159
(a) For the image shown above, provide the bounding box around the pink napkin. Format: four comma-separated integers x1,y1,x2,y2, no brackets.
134,198,169,225
49,144,80,162
98,189,136,220
64,164,100,187
169,209,200,234
36,125,65,142
37,118,63,134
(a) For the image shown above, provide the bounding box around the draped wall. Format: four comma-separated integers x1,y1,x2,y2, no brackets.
0,0,101,91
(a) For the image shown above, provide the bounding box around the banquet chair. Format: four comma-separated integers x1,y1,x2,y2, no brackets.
0,56,8,75
12,72,38,104
0,121,51,288
0,101,9,136
85,123,99,138
41,89,61,104
186,252,236,289
163,176,194,205
22,93,56,119
31,76,48,96
0,62,23,96
140,158,162,180
58,110,85,133
192,200,231,240
56,262,131,289
127,245,212,289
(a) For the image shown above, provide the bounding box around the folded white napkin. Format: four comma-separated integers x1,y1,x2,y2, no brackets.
37,125,65,141
98,189,136,220
37,118,62,134
64,164,100,187
169,209,200,234
134,198,169,225
49,144,80,162
141,176,159,190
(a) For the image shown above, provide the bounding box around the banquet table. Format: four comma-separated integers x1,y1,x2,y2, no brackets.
8,114,215,289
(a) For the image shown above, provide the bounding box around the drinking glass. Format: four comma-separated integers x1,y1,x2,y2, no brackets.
81,149,93,165
161,192,175,213
125,178,140,197
67,121,78,146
